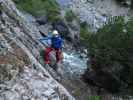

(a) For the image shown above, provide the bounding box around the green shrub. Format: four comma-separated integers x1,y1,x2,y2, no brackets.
83,16,133,95
80,22,89,41
79,22,93,47
65,9,76,22
131,0,133,9
13,0,60,22
86,96,102,100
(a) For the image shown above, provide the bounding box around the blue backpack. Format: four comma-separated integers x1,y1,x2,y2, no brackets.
51,36,62,49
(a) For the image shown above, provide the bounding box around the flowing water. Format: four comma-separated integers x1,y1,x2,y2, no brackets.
63,52,88,78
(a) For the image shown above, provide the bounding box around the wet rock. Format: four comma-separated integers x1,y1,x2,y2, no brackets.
67,29,80,44
121,0,131,7
68,20,80,31
52,20,69,37
62,52,87,79
52,19,80,43
38,24,52,36
36,16,48,25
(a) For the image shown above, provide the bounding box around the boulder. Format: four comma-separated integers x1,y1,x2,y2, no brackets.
68,20,80,32
38,24,52,36
67,20,80,44
52,20,69,38
36,16,48,25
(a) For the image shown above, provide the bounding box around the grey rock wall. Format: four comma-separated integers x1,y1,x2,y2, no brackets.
0,0,75,99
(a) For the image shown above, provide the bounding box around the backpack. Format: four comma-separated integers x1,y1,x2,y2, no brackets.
51,36,62,49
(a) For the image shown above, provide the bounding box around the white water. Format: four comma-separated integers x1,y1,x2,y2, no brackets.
62,52,88,78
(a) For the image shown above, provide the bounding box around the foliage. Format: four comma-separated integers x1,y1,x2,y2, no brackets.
65,9,76,22
80,22,90,42
13,0,60,22
83,16,133,94
86,96,102,100
131,0,133,9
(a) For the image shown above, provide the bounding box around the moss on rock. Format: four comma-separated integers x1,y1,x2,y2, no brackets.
13,0,61,22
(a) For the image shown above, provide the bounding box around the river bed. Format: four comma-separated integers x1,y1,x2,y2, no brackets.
62,52,88,78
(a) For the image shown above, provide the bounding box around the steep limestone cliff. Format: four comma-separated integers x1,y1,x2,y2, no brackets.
0,0,75,99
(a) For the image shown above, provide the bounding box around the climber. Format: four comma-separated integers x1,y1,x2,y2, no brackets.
42,30,62,64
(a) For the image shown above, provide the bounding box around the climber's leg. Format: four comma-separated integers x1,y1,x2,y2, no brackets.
55,49,61,63
44,47,53,64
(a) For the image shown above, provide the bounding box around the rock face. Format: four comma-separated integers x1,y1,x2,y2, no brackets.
36,16,48,25
0,65,72,100
57,0,130,30
0,0,75,99
52,20,69,37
